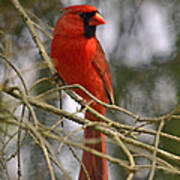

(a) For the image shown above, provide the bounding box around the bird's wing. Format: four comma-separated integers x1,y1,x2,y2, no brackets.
91,39,114,104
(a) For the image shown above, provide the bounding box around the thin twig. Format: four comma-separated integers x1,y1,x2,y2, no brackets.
148,120,165,180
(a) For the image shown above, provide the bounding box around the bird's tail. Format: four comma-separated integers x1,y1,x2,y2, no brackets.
79,109,108,180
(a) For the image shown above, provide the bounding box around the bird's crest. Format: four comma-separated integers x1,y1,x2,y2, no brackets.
60,5,97,13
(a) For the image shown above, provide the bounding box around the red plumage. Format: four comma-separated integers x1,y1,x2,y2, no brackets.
50,5,114,180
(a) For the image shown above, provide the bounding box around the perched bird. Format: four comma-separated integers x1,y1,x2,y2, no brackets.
50,5,114,180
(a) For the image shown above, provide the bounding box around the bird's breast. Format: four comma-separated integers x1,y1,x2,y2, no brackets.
50,36,106,102
51,36,96,79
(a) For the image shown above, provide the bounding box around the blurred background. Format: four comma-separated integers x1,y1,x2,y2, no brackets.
0,0,180,179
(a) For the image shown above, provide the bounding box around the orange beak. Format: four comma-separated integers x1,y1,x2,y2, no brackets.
89,12,106,26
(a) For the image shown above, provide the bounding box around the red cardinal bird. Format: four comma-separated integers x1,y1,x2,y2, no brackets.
50,5,114,180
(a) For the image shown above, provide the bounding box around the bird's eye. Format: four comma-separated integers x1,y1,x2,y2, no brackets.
78,12,86,19
91,11,97,16
79,11,98,21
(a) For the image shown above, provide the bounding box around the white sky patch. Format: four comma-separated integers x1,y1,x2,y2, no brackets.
141,1,176,58
99,3,120,54
114,1,176,67
62,92,84,131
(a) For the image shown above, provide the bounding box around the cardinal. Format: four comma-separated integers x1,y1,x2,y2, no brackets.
50,5,114,180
